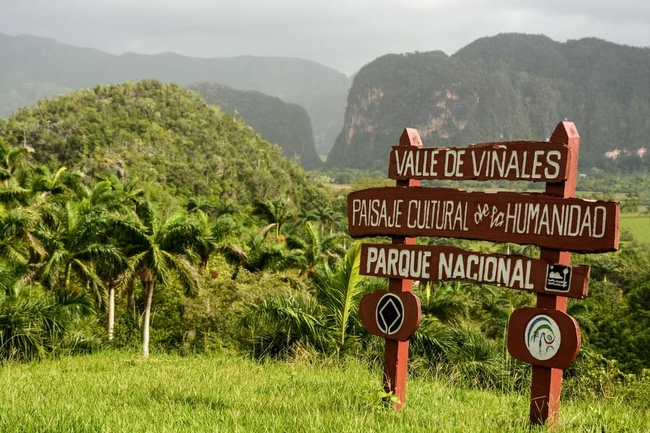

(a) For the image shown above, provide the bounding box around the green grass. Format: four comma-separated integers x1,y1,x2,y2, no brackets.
0,351,648,432
620,214,650,245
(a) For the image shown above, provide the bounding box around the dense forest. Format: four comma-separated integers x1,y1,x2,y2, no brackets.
327,34,650,171
0,79,648,413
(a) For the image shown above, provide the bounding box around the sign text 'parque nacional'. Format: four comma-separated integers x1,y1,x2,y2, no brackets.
360,244,590,299
348,187,619,252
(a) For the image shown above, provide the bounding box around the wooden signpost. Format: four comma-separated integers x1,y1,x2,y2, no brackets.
347,122,620,426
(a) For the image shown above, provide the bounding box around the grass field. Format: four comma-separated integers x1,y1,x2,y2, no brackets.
620,214,650,245
1,352,648,432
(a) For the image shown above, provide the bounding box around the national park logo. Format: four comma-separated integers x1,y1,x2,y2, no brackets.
524,315,562,361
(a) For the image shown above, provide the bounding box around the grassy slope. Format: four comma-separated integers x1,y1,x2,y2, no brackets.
0,352,647,432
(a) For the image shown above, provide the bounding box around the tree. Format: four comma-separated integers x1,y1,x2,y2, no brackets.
190,210,240,275
0,261,94,361
222,224,295,277
285,221,345,278
0,205,45,265
33,200,124,304
85,175,144,340
241,292,322,358
186,197,214,215
0,137,30,186
417,280,473,325
253,198,293,239
114,202,200,357
311,242,364,354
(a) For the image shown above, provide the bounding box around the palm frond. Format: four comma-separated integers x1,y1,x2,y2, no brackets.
160,250,200,296
241,292,323,356
312,242,364,351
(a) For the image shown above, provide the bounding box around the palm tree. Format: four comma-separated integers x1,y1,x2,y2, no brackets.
0,139,36,210
0,205,46,265
0,137,31,187
222,224,295,278
213,200,239,217
312,206,338,235
89,173,144,213
66,174,143,340
0,260,94,361
186,197,214,215
241,292,322,358
114,201,200,357
417,280,473,324
33,200,124,301
190,210,240,275
311,242,364,354
253,198,293,239
88,174,146,339
30,166,70,197
236,243,364,358
285,221,346,278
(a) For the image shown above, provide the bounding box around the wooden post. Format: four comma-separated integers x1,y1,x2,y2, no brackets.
529,121,579,426
383,128,421,409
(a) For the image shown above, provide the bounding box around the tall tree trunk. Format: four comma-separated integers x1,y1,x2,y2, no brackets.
142,279,154,358
64,262,72,290
199,256,208,275
127,279,136,321
107,283,115,341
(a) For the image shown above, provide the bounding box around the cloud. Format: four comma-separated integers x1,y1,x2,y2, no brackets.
1,0,648,74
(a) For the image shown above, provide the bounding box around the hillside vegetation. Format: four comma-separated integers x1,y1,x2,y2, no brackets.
327,34,650,171
189,82,322,169
0,80,317,206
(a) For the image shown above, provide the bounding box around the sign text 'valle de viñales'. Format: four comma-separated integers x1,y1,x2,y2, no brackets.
347,122,620,426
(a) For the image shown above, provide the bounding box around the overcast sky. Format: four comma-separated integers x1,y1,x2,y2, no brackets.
1,0,648,75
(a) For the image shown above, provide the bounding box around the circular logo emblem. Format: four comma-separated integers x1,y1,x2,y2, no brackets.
376,293,405,335
525,315,562,361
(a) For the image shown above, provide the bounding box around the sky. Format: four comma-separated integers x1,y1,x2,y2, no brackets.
1,0,648,76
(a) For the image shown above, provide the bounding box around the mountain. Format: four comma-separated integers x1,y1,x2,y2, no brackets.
327,34,650,171
0,33,350,159
0,80,316,206
189,82,321,169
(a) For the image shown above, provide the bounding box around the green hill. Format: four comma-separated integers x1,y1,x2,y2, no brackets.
0,80,315,206
0,33,350,157
327,34,650,171
189,82,322,169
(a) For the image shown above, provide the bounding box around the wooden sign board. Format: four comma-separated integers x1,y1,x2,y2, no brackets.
348,187,620,252
359,290,421,341
350,122,615,424
389,142,571,182
508,307,581,370
360,244,590,299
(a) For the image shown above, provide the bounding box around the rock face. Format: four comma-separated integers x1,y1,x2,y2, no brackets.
327,34,650,171
190,82,322,169
0,33,350,158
